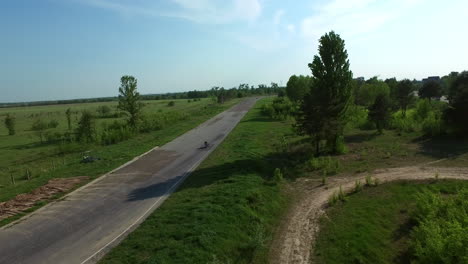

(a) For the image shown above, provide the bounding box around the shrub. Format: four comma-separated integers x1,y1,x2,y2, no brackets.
421,112,444,136
168,101,175,107
48,119,59,128
31,119,48,143
4,114,16,135
45,131,64,143
410,190,468,263
101,121,133,145
261,97,294,120
76,111,96,143
308,156,341,175
414,99,432,122
273,168,283,183
96,105,112,116
346,105,369,130
390,111,418,133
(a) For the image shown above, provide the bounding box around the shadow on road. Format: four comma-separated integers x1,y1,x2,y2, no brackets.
125,150,295,202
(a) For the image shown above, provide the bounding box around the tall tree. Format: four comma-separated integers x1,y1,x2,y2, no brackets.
296,31,353,153
65,108,72,130
419,80,442,100
356,77,390,107
444,71,468,134
286,75,311,102
4,114,16,135
368,94,391,134
76,111,95,143
396,79,415,117
31,119,48,143
118,76,143,129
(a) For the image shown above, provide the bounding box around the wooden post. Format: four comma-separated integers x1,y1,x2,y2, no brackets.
26,168,31,180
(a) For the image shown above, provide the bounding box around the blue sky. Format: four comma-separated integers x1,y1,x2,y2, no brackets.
1,0,468,102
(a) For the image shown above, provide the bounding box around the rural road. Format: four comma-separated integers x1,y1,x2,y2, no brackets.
0,97,259,264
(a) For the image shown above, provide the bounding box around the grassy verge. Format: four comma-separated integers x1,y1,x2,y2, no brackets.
100,98,291,264
0,99,240,226
286,129,468,179
314,180,468,264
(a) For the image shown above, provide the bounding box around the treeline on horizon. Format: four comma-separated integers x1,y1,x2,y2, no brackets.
0,83,283,108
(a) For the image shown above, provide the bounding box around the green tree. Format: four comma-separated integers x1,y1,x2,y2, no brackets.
356,77,390,106
286,75,311,102
419,80,442,100
444,71,468,134
118,75,143,129
65,108,72,130
368,94,391,134
296,31,353,153
76,111,95,143
441,72,459,95
97,105,111,116
396,79,415,117
4,114,16,135
31,119,48,143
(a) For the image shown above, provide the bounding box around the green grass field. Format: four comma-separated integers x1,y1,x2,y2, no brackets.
0,98,239,204
314,180,468,264
100,98,291,264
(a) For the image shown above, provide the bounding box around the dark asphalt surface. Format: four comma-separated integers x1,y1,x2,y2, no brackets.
0,98,258,264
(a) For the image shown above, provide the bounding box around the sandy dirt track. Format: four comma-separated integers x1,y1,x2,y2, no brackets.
270,164,468,264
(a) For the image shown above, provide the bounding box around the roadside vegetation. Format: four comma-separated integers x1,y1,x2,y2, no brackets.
0,77,282,225
257,31,468,263
100,98,292,264
314,180,468,264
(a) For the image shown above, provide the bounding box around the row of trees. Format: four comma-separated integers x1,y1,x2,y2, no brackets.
285,31,468,154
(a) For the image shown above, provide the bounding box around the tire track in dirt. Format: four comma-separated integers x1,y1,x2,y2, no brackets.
269,165,468,264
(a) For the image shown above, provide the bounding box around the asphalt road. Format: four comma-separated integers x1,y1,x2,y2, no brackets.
0,97,259,264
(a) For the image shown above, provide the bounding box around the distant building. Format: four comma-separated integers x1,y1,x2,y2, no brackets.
422,76,440,83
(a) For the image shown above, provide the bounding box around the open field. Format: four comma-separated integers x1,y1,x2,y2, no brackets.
0,98,240,224
100,97,291,264
314,179,468,264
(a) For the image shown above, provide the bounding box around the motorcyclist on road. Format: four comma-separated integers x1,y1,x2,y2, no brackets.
204,141,209,148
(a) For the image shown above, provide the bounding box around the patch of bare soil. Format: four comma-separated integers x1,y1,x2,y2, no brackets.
0,176,89,221
269,165,468,264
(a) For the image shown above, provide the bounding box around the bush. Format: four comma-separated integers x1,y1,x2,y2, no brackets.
45,131,64,143
261,97,294,120
168,101,175,107
273,168,283,183
76,111,96,143
421,112,444,136
346,105,369,130
48,119,59,128
410,189,468,263
31,119,48,143
101,121,133,145
4,114,16,135
308,156,341,175
390,111,418,133
97,105,112,116
414,99,432,122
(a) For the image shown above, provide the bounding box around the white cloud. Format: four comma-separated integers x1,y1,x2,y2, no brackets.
286,24,295,33
168,0,261,23
301,0,424,41
273,9,285,25
75,0,262,24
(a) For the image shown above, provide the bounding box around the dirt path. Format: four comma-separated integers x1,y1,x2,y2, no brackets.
269,165,468,264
